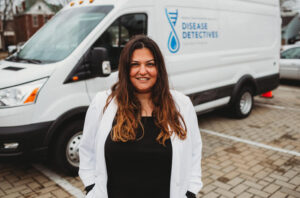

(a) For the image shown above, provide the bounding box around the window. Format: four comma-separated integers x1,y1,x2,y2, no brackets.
33,15,38,27
93,13,147,71
281,47,300,59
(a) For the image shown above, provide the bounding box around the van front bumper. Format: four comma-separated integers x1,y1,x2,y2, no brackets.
0,122,53,157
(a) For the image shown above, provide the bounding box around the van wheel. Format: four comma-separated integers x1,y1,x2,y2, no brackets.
53,120,83,176
231,86,254,118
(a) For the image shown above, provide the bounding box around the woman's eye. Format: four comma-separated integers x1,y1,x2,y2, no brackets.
147,63,155,66
130,63,139,67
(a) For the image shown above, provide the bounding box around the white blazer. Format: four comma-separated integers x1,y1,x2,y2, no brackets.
79,90,203,198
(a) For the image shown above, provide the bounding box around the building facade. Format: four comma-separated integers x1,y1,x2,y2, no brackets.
14,0,60,44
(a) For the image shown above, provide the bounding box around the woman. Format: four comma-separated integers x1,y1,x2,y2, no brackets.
79,35,202,198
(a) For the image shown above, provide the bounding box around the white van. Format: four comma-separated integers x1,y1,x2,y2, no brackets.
0,0,280,174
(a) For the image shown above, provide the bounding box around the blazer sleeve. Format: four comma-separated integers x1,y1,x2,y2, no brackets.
78,92,105,187
186,98,203,194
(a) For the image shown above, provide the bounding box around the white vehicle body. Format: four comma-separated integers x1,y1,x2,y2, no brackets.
0,0,280,173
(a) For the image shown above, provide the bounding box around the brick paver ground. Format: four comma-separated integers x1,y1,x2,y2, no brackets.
198,134,300,198
197,85,300,198
256,84,300,109
0,84,299,197
198,86,300,153
0,163,71,198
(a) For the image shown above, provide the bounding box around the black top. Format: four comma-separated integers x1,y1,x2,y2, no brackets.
105,117,172,198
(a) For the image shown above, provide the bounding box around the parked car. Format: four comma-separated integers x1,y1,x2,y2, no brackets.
7,42,25,55
7,45,17,54
280,46,300,80
281,43,300,52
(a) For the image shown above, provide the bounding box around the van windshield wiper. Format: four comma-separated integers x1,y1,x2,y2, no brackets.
6,56,42,64
21,58,42,64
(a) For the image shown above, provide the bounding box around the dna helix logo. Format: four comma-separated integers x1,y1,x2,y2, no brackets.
165,8,180,53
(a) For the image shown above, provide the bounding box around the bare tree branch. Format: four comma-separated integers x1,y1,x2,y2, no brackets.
0,0,14,50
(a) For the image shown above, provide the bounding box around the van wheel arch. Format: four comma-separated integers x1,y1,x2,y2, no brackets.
46,107,88,175
229,75,257,105
46,107,88,146
228,75,257,118
51,119,84,175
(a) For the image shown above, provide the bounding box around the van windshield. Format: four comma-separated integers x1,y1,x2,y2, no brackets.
8,5,113,64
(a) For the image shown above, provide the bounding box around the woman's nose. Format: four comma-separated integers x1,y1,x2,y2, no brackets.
139,64,147,74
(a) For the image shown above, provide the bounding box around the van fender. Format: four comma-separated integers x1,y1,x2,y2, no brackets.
229,75,258,105
44,107,88,146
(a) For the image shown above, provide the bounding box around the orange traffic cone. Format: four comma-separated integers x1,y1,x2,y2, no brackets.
261,91,273,98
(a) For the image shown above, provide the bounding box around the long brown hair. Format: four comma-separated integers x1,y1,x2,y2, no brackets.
105,35,187,145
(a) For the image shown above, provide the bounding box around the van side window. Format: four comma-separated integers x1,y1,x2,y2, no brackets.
93,13,147,71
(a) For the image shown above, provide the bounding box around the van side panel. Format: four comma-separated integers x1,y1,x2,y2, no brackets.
158,0,280,103
217,0,280,85
159,0,221,95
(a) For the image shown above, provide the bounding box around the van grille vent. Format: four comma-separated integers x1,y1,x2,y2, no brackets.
3,66,24,71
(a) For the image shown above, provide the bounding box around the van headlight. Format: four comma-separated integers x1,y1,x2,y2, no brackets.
0,78,48,108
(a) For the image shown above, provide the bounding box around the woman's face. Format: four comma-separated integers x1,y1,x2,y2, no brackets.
129,48,158,93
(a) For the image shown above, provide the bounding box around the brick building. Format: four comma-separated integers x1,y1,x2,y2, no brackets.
14,0,61,44
0,1,16,50
0,19,16,49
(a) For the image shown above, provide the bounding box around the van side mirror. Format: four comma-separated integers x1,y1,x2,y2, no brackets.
64,47,112,84
90,47,111,76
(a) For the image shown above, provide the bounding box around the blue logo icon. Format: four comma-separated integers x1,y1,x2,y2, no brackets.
165,9,180,53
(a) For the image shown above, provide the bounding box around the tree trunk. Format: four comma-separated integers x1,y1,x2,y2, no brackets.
0,32,5,51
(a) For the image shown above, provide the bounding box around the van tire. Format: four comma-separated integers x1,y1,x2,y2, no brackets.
53,120,83,176
231,86,254,118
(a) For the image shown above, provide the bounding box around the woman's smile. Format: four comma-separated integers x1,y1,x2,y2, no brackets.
136,77,150,81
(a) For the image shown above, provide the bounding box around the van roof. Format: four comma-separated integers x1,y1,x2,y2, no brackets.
63,0,154,11
62,0,279,13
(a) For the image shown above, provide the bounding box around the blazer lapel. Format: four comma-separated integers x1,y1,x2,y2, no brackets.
170,132,181,198
98,97,118,141
95,98,118,178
